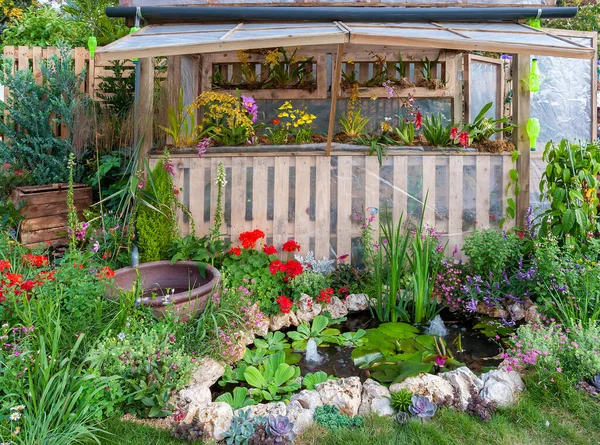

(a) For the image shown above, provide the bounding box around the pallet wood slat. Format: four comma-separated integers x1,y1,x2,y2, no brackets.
422,156,436,226
476,156,491,230
336,156,353,260
273,157,290,251
315,157,331,259
295,157,312,252
448,156,464,251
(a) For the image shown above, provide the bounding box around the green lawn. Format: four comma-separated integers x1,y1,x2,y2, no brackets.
101,378,600,445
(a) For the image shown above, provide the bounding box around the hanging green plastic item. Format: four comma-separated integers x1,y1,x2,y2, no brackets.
528,59,540,93
130,27,141,63
526,118,540,152
87,36,97,58
527,18,541,29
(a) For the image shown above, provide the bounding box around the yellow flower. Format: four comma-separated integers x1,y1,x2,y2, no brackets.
278,112,289,118
265,50,283,67
237,50,250,65
347,60,355,64
290,114,296,120
370,94,378,101
279,101,293,110
381,121,392,132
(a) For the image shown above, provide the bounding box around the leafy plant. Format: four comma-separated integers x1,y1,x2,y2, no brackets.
389,389,413,412
394,118,416,145
243,351,301,402
254,331,290,351
169,234,230,269
159,89,210,148
463,229,521,278
408,395,437,419
97,60,136,120
222,409,256,444
356,133,395,166
537,140,600,245
302,371,335,390
419,55,440,83
463,102,515,143
216,387,257,411
421,113,452,147
313,405,364,430
338,330,368,347
274,101,316,144
170,421,205,442
263,47,315,90
286,315,341,350
288,272,329,301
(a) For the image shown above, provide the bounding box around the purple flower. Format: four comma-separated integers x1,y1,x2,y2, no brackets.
434,355,447,367
466,299,477,312
382,80,396,99
452,245,459,256
197,137,210,157
91,240,100,252
163,159,175,176
241,95,258,123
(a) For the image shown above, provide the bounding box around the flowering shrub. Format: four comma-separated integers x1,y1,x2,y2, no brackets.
463,229,521,279
269,259,303,283
434,259,467,313
240,229,265,249
268,101,317,144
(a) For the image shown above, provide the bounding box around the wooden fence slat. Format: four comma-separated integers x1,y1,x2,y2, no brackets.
476,156,491,230
273,157,290,252
448,156,464,253
502,156,515,230
336,157,353,260
365,156,380,242
190,158,206,236
209,158,219,232
392,156,408,224
315,157,331,259
174,158,187,235
252,157,268,236
18,46,28,71
230,158,246,242
32,47,43,85
295,157,311,254
422,156,436,226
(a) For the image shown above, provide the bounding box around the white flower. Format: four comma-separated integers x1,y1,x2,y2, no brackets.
117,332,126,341
545,420,550,427
9,412,20,421
10,405,24,411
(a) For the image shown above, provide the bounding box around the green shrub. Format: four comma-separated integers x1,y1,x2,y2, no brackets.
289,271,328,301
463,229,520,278
389,389,413,412
313,405,364,430
136,159,178,263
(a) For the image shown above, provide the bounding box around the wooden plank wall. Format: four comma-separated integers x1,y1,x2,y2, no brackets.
151,152,515,262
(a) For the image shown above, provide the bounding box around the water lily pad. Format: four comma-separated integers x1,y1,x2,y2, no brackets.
377,322,420,339
370,361,433,384
351,348,385,369
415,334,436,350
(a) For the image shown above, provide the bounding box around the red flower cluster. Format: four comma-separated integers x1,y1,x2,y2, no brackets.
0,259,10,272
317,288,334,304
269,259,304,282
22,254,49,267
338,287,349,298
97,267,115,279
276,296,293,313
282,240,301,253
229,246,242,257
262,244,278,255
239,229,265,249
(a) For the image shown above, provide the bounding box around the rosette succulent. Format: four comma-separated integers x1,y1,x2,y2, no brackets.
408,395,437,419
266,415,296,444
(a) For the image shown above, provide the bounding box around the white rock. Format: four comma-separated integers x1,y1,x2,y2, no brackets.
479,369,525,408
316,376,362,417
440,367,483,411
323,296,348,319
180,385,212,424
345,293,370,312
191,357,226,387
289,390,323,411
197,402,233,441
235,402,287,419
358,379,394,416
508,303,525,322
296,293,322,323
248,302,270,338
389,373,455,404
286,400,315,435
269,311,300,331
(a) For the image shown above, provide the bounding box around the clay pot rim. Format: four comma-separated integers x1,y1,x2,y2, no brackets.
112,260,220,307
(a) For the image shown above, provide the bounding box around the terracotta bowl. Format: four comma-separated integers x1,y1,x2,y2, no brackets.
111,261,220,320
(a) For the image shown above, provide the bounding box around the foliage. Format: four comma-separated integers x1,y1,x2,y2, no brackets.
288,272,329,301
463,102,515,143
96,60,136,119
0,162,31,201
254,331,290,351
302,371,334,390
339,83,369,139
548,2,600,57
242,351,301,402
223,409,256,445
169,234,230,269
465,386,496,423
0,47,88,184
389,389,414,413
356,133,395,166
393,95,421,146
329,263,373,296
421,113,452,147
170,421,204,442
537,140,600,245
136,156,179,262
462,229,521,279
160,89,210,148
263,47,315,90
216,387,256,411
294,251,336,276
61,0,128,47
408,395,437,419
286,315,342,350
313,405,364,430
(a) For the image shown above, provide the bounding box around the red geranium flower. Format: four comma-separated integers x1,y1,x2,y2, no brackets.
338,287,349,298
271,118,280,125
5,273,22,286
229,246,242,257
97,267,115,279
22,254,49,268
20,280,36,292
317,288,334,304
263,244,277,255
0,259,10,272
239,229,265,249
269,260,285,275
285,260,303,278
282,240,301,252
36,270,56,284
276,296,293,313
0,291,5,303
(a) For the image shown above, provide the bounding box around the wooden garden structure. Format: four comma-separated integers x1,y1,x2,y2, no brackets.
96,7,598,261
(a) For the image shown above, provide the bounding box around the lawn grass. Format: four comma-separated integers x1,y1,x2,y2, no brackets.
101,378,600,445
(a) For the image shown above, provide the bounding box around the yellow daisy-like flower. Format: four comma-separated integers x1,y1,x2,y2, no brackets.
370,94,378,101
10,412,20,421
347,60,355,64
278,112,289,118
381,121,392,132
237,50,250,64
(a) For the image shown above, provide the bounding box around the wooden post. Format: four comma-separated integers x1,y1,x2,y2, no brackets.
512,54,530,229
135,57,155,159
326,44,344,156
450,54,462,125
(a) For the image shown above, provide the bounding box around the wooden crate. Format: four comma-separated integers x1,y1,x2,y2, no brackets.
12,184,92,247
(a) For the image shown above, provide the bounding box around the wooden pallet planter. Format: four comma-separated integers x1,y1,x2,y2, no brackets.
12,184,92,247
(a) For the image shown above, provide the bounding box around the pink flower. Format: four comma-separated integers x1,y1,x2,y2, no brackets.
556,367,562,373
434,355,447,367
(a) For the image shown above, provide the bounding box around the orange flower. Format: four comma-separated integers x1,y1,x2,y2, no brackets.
0,259,11,272
97,267,115,279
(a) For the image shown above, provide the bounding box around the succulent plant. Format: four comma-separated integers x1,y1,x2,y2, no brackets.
222,409,255,444
590,374,600,391
394,411,410,425
408,395,437,419
266,415,296,443
313,405,364,430
248,422,269,445
170,421,204,442
389,388,413,412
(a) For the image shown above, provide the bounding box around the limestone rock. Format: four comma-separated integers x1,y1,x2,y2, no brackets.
508,303,526,322
249,302,270,338
476,302,509,319
296,293,322,323
197,402,233,441
269,311,300,331
239,330,255,346
480,369,525,408
180,385,212,424
289,390,324,411
358,379,394,416
524,305,540,323
316,376,362,417
323,296,348,319
286,400,315,435
345,293,370,312
389,373,454,404
440,367,483,411
234,402,287,419
191,357,225,387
